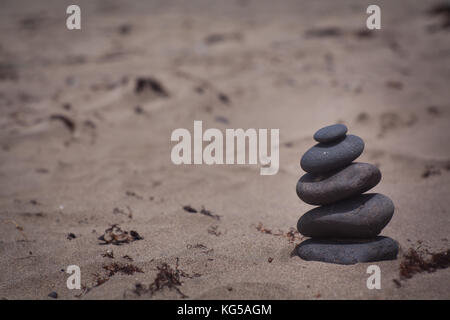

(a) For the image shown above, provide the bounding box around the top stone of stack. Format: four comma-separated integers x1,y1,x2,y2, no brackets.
313,124,348,143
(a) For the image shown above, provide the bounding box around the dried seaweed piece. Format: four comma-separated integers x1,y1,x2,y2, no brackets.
200,206,221,220
20,212,45,218
75,262,143,297
2,219,27,241
49,114,76,132
98,224,143,245
183,205,221,220
429,2,450,16
134,106,144,114
150,258,200,298
428,2,450,29
305,27,342,38
256,222,273,234
255,223,303,244
29,199,40,205
131,282,147,296
283,228,303,244
354,29,374,39
130,230,143,240
385,80,403,90
183,205,197,213
400,248,450,279
427,106,441,116
92,273,110,287
217,93,230,105
214,116,230,124
422,165,441,178
204,32,242,45
125,191,143,200
186,243,214,254
118,23,132,35
207,225,222,236
67,233,76,240
187,243,207,250
127,258,200,298
392,279,402,288
356,112,370,123
103,262,143,276
101,249,114,259
135,77,169,97
149,263,187,298
113,206,133,219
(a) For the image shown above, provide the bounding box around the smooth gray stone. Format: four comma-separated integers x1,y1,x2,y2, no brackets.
296,162,381,205
301,135,365,174
313,124,348,143
296,236,399,265
297,193,394,238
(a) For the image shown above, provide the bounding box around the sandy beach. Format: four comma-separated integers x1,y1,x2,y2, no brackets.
0,0,449,299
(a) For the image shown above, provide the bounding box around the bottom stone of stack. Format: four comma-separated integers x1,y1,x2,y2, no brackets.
297,236,398,265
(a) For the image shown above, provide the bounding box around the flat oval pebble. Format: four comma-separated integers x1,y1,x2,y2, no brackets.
296,162,381,205
301,134,364,174
297,193,394,238
296,236,399,265
313,124,348,143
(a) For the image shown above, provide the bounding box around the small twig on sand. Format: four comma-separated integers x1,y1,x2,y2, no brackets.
2,219,28,241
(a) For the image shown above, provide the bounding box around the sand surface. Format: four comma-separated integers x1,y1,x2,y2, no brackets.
0,0,449,299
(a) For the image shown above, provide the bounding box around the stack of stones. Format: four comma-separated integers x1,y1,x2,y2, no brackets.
295,124,398,265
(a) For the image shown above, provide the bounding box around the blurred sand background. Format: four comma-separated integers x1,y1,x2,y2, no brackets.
0,0,449,299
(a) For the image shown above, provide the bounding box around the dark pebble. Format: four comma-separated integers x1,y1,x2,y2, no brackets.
67,233,76,240
300,134,364,174
48,291,58,299
313,124,347,143
296,162,381,205
297,193,394,238
297,236,399,265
